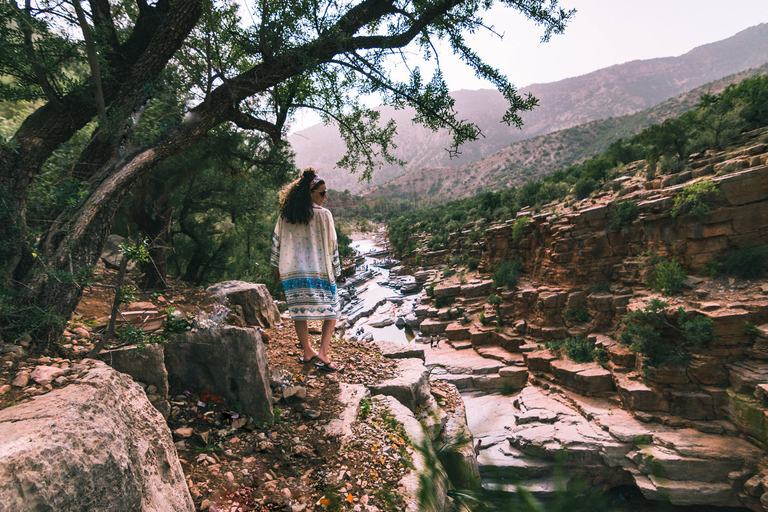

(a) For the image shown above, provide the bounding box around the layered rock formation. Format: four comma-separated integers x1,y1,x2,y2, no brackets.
406,128,768,509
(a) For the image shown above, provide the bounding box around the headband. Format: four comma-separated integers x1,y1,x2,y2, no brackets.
310,175,322,187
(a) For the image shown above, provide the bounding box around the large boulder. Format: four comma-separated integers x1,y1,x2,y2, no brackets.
0,359,193,512
165,326,273,422
207,280,282,328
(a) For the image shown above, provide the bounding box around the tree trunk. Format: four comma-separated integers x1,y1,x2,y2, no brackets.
0,0,204,285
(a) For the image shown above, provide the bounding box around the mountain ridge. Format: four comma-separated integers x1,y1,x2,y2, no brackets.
288,23,768,194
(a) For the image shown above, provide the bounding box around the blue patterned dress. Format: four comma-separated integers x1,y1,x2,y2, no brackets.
270,206,341,321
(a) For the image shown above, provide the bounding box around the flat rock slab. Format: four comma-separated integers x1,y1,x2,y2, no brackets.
425,345,505,375
373,340,425,361
476,346,519,364
324,383,369,442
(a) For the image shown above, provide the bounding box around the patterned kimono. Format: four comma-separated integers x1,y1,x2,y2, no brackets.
270,205,341,321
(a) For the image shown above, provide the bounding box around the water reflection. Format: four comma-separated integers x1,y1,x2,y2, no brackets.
346,235,420,344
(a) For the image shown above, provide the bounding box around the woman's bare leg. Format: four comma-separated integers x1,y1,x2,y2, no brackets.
317,319,337,364
293,320,317,360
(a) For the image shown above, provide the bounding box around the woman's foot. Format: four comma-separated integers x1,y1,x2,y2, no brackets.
299,351,319,364
314,354,341,372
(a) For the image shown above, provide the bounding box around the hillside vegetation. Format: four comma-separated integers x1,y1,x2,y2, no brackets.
376,74,768,258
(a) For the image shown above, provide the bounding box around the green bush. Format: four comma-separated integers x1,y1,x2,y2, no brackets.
563,307,590,323
512,215,530,240
467,257,479,271
651,259,686,296
492,257,521,290
620,299,716,368
720,244,768,279
434,295,453,308
670,179,719,217
546,336,598,363
607,200,639,231
486,294,501,306
573,177,597,200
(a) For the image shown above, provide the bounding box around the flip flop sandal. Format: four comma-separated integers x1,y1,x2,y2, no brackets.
314,360,340,372
298,355,319,364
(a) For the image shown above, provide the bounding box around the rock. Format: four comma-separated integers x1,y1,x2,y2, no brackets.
369,358,431,413
165,326,273,422
324,384,370,442
436,384,480,490
100,234,135,270
498,366,529,389
0,360,193,511
524,350,555,372
98,343,169,400
206,281,282,328
373,340,425,361
368,314,394,327
0,384,10,396
30,366,68,386
302,409,321,420
173,427,194,439
282,385,307,404
12,371,30,388
460,280,493,298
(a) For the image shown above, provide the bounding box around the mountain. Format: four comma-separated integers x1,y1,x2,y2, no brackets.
360,64,768,200
288,23,768,194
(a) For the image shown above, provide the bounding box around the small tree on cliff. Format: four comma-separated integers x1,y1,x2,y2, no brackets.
0,0,573,345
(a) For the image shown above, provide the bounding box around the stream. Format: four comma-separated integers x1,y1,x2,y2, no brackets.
342,231,750,512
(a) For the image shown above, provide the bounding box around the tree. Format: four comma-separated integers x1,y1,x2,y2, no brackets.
0,0,574,345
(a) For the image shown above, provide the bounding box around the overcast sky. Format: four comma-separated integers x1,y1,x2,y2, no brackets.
289,0,768,131
415,0,768,90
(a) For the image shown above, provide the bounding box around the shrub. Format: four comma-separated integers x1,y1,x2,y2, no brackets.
620,299,716,368
651,259,686,296
487,294,502,306
546,336,598,363
607,200,639,231
492,257,521,290
573,177,597,200
512,216,530,240
659,154,685,174
467,257,479,271
563,307,590,323
720,244,768,279
434,295,453,308
670,179,719,218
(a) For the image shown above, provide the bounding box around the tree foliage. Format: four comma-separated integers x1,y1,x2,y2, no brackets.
0,0,576,344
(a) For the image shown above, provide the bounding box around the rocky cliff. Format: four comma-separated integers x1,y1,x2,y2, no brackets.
406,126,768,509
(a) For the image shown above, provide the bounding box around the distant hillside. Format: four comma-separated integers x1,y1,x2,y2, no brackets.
288,23,768,194
361,64,768,200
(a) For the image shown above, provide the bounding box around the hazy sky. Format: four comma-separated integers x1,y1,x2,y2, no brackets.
289,0,768,131
426,0,768,90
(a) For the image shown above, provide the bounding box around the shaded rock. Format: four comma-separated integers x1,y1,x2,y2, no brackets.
0,360,193,512
206,281,281,328
98,343,169,399
370,358,430,413
282,385,307,404
499,366,529,389
165,326,273,422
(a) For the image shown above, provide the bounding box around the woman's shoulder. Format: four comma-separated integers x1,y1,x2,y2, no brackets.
313,206,333,216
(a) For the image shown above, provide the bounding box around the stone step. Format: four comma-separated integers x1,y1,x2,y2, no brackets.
476,345,521,364
727,360,768,394
549,359,614,394
444,322,470,341
449,340,473,350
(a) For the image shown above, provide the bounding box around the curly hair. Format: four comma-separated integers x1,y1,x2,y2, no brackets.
278,167,325,224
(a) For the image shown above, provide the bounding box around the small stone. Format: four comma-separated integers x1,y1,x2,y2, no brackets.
302,409,321,420
200,499,211,510
31,366,67,385
173,427,194,439
282,488,292,499
12,371,29,388
0,384,10,395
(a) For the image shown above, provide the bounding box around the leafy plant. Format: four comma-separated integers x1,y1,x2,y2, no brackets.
118,284,138,305
651,259,686,296
467,258,479,271
512,215,530,240
563,307,590,323
607,199,639,231
479,312,488,326
163,308,192,334
486,294,502,306
492,257,521,290
620,299,716,368
546,336,598,363
720,244,768,279
745,322,760,338
670,179,719,217
360,398,371,420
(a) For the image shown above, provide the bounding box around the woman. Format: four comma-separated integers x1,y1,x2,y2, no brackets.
270,168,341,371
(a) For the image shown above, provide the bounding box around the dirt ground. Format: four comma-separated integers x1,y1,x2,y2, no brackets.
0,266,457,512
